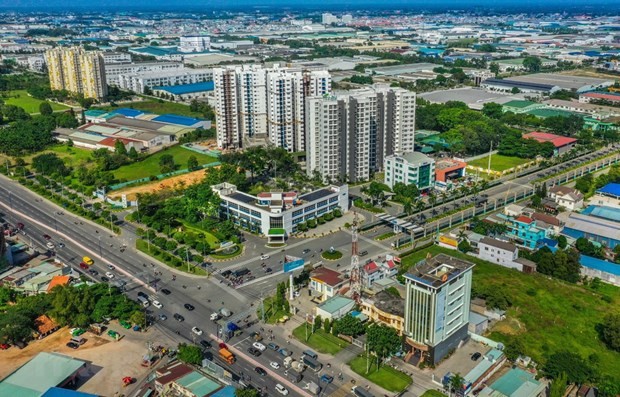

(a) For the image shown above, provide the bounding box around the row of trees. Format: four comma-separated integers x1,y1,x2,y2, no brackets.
575,164,620,195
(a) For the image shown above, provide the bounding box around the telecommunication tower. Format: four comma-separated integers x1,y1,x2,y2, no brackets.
349,211,361,299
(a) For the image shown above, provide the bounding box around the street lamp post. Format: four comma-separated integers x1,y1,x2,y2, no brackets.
98,235,102,258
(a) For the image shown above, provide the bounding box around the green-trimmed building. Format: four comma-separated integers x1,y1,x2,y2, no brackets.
502,100,545,114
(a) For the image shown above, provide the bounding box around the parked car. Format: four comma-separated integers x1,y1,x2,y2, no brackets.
46,242,55,249
0,343,10,350
267,343,279,351
252,342,266,351
184,303,195,311
260,254,270,260
137,291,148,299
43,234,51,240
278,348,292,357
158,314,167,321
471,352,482,361
66,342,79,349
105,272,114,279
100,276,109,283
107,264,115,270
270,361,281,370
88,269,98,276
79,262,89,270
248,347,262,357
191,327,203,336
302,249,311,255
320,374,334,384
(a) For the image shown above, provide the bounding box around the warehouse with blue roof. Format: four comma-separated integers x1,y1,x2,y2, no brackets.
153,81,214,101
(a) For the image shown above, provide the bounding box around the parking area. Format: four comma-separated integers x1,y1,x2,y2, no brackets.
431,339,492,381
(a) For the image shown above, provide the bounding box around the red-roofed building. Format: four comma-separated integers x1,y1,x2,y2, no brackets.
46,275,70,293
523,132,577,156
310,268,346,301
580,92,620,105
515,215,533,224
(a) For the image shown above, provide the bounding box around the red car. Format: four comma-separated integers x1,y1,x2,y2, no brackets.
0,343,10,350
43,234,51,240
79,262,89,270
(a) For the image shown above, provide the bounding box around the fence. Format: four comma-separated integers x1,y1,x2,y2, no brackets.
108,161,221,191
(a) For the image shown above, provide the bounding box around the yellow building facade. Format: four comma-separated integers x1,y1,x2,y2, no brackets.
45,47,107,100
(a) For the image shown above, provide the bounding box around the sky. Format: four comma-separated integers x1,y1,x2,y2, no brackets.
0,0,618,10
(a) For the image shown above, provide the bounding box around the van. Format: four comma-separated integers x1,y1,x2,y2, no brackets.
70,336,86,345
285,369,303,383
137,296,150,307
302,350,318,360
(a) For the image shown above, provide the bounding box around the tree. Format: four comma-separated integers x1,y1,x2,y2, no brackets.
332,314,364,337
458,239,472,253
114,139,127,156
489,62,500,75
366,324,401,369
314,314,322,329
481,102,503,119
130,311,146,328
575,173,593,194
32,153,70,176
177,343,203,365
55,112,78,128
39,102,53,116
557,235,568,249
235,389,260,397
548,372,568,397
159,153,176,174
0,311,32,343
449,373,465,396
542,351,595,384
323,318,331,333
600,314,620,352
503,337,524,361
187,155,199,170
523,56,542,72
128,146,139,160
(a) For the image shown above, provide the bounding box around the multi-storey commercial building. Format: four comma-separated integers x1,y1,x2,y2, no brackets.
211,182,348,242
102,52,132,64
306,85,416,182
213,64,330,150
45,47,107,100
105,61,184,86
404,254,474,365
384,152,435,190
117,68,213,94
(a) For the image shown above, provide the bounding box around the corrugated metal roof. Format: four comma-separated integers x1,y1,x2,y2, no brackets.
70,131,107,143
175,371,221,396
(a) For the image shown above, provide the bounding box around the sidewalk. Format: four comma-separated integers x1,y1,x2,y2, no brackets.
298,211,364,238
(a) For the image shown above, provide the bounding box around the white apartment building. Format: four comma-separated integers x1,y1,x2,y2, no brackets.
384,152,435,190
305,86,416,183
117,68,213,94
105,61,184,86
179,36,211,53
102,52,132,64
214,64,330,150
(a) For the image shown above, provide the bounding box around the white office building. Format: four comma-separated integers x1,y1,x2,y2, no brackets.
211,182,349,241
179,36,211,53
105,61,184,86
384,152,435,190
322,13,338,24
102,52,132,64
213,64,330,150
117,68,213,94
404,254,474,365
306,86,416,183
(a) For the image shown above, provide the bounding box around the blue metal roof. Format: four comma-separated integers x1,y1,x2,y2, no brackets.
42,387,99,397
580,255,620,276
596,183,620,199
152,114,203,126
110,108,147,118
154,81,214,95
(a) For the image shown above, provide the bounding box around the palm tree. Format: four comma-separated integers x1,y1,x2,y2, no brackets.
449,373,465,397
402,197,414,216
428,193,437,212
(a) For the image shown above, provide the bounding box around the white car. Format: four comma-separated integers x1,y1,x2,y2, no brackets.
252,342,266,351
46,242,55,249
260,254,270,260
107,265,115,270
275,384,289,395
105,272,114,279
293,290,300,298
191,327,203,336
270,361,280,370
210,313,220,321
152,300,163,309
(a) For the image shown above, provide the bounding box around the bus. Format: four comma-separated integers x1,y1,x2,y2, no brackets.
302,355,322,372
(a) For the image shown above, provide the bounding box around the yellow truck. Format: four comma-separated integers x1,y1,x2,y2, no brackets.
219,348,235,364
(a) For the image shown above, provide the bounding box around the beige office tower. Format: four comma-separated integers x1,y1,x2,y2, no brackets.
45,47,108,100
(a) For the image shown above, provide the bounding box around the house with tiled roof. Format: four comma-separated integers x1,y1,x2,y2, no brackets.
34,314,59,339
523,131,578,156
548,185,584,211
47,275,71,293
310,268,346,302
362,261,382,287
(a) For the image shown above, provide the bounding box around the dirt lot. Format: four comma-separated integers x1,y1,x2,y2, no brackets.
0,324,178,396
108,167,209,201
558,69,620,79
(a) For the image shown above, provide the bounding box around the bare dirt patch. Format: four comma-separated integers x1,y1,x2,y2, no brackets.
108,168,209,201
491,317,526,335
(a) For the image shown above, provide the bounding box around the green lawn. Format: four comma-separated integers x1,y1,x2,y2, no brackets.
113,145,218,180
181,221,221,248
348,356,412,393
136,239,207,275
421,391,447,397
4,90,69,114
96,99,202,118
400,245,620,379
292,324,347,355
468,154,530,172
22,144,95,168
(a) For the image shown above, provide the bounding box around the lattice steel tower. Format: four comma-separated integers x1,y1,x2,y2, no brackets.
349,211,361,299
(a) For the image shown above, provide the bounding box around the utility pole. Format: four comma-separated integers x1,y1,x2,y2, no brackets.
349,212,361,301
487,141,493,173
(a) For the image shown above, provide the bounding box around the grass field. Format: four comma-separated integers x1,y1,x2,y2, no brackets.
19,144,95,168
348,356,412,393
468,154,530,172
292,324,347,355
96,99,201,118
113,145,218,181
136,239,207,276
4,90,69,114
401,245,620,379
